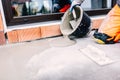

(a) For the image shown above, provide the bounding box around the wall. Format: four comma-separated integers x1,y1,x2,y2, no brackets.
6,16,104,44
7,24,62,43
0,12,104,45
0,13,6,45
0,1,105,45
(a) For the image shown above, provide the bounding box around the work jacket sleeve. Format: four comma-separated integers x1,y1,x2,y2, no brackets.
74,0,84,3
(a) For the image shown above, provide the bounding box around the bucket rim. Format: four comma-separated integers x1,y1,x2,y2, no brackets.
60,6,84,36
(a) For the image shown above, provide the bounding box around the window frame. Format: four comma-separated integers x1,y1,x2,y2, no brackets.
1,0,116,26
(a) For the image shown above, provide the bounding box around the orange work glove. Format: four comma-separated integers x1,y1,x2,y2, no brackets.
94,4,120,44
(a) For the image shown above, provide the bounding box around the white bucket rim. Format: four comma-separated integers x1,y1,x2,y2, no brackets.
60,6,84,36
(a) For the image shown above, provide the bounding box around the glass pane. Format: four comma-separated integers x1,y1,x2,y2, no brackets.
11,0,112,17
81,0,112,10
11,0,72,17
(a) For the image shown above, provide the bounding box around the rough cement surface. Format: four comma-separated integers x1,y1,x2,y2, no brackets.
0,33,120,80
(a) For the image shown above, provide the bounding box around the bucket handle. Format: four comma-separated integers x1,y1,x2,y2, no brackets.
70,4,81,12
70,4,81,20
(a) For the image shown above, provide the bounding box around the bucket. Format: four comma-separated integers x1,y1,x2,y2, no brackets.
60,6,91,38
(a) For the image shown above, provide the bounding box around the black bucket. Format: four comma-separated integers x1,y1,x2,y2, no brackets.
60,6,91,38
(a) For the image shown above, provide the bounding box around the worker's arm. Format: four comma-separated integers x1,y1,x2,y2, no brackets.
74,0,84,3
70,0,84,11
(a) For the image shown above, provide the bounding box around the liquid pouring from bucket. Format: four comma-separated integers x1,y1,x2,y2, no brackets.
50,5,91,47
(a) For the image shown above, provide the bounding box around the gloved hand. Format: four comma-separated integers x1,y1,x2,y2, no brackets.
70,0,84,12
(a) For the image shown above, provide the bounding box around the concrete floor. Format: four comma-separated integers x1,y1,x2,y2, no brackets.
0,32,120,80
